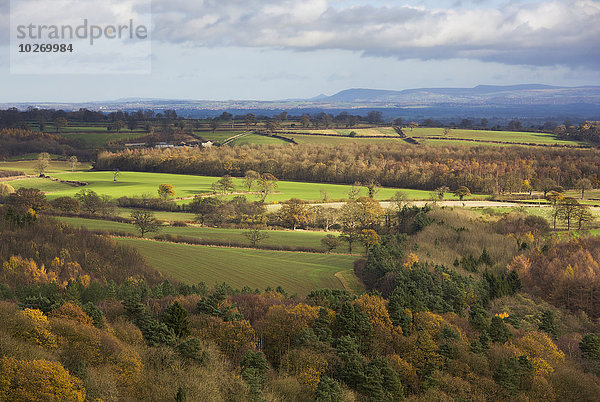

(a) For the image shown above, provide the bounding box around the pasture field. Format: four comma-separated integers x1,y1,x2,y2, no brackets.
0,159,93,175
284,135,406,145
59,131,147,147
55,216,364,254
194,130,245,143
410,127,586,146
116,237,359,295
285,128,398,137
5,170,449,202
229,134,290,146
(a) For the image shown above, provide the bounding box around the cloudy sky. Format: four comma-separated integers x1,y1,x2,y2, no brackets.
0,0,599,102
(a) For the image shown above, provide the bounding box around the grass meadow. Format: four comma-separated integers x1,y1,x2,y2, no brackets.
55,216,363,254
116,237,360,295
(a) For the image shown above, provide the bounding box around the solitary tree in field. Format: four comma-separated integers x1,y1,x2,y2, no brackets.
434,186,450,201
443,127,451,138
257,173,278,202
214,175,235,194
130,209,161,238
113,169,121,182
454,186,471,201
55,117,68,132
244,170,260,191
35,152,51,176
210,118,219,133
68,156,78,172
244,229,269,247
575,178,593,199
158,183,176,200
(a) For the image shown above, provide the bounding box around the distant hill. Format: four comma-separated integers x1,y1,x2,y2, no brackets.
2,84,599,121
315,85,600,106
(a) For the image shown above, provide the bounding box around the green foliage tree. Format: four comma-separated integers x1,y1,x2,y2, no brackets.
315,376,343,402
538,310,558,339
8,187,48,212
489,316,511,344
190,196,222,226
176,337,208,363
214,175,235,194
580,334,600,360
321,234,341,253
130,209,161,238
163,301,190,338
244,229,269,247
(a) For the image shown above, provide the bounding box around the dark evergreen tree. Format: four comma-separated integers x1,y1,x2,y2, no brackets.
163,301,190,338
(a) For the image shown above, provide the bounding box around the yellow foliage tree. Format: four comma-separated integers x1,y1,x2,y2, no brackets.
260,303,320,363
16,308,57,349
281,349,328,391
514,331,565,376
2,255,57,287
0,357,86,401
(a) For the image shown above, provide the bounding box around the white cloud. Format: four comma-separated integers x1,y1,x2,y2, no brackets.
149,0,600,68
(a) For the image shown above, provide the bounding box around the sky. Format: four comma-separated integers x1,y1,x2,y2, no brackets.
0,0,599,102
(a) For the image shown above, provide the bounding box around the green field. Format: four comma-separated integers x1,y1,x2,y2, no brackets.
195,130,245,143
116,237,359,295
0,159,93,175
229,134,290,146
410,127,586,146
6,170,450,202
59,131,147,147
55,216,363,254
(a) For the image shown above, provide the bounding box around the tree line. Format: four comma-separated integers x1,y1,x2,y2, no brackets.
96,143,600,194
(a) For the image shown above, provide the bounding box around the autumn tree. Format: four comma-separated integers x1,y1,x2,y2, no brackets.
257,173,278,202
454,186,471,201
244,170,260,191
68,155,78,172
8,187,48,212
130,209,161,237
575,204,594,230
35,152,50,176
0,182,15,202
0,357,86,401
555,198,580,230
279,198,311,230
575,178,593,199
312,206,338,231
157,183,175,200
